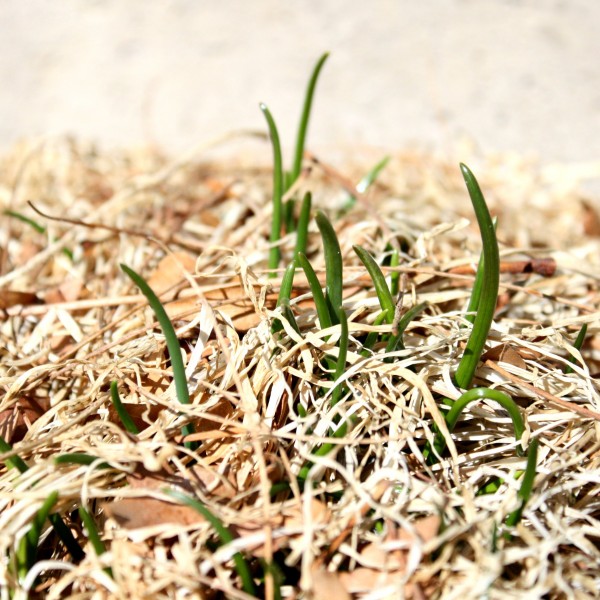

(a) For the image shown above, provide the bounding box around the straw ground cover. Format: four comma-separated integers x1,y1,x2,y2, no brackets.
1,132,600,599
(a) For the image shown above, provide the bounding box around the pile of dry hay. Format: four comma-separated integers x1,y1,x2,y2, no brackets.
0,134,599,599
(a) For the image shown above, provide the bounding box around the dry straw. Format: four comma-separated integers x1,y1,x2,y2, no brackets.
0,133,599,598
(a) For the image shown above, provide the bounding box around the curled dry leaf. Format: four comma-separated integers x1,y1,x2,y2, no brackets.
481,343,528,371
103,497,205,531
0,289,40,309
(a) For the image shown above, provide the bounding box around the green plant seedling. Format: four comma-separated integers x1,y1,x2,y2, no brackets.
389,247,400,297
54,453,112,469
315,211,343,325
4,209,46,233
293,191,312,259
78,507,113,577
384,301,428,354
272,260,300,335
4,209,74,259
331,307,349,407
297,419,348,483
121,264,196,448
454,164,500,389
164,488,256,595
110,380,140,435
505,437,539,532
564,323,588,374
0,435,84,563
423,387,525,464
360,310,391,357
0,435,30,473
464,217,498,325
259,103,285,278
16,491,59,580
342,155,390,212
353,245,395,324
288,52,329,187
297,252,332,331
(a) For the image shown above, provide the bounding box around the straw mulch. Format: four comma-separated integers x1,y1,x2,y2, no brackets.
0,134,599,599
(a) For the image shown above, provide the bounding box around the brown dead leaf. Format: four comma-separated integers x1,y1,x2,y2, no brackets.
231,498,330,555
481,343,528,370
103,497,205,529
339,568,404,594
0,395,51,443
0,290,40,309
147,252,196,300
311,569,351,600
126,463,238,500
581,199,600,237
163,296,201,321
203,285,275,332
44,278,86,304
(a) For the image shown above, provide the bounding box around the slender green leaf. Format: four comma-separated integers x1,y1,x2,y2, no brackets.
0,435,29,473
4,209,46,233
316,211,343,324
343,155,390,212
260,103,284,275
78,507,113,577
48,513,85,563
389,247,400,297
505,438,539,529
110,380,139,434
4,209,73,259
0,436,84,562
353,245,395,324
289,52,330,186
294,191,312,258
385,301,428,354
283,199,296,234
17,491,59,579
120,264,196,446
424,387,525,463
464,217,498,325
54,453,112,469
360,310,390,356
272,260,300,335
454,164,500,389
564,323,588,374
297,419,348,482
331,308,348,407
164,488,256,595
297,252,331,330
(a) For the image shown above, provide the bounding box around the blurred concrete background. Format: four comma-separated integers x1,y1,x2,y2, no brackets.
1,0,599,163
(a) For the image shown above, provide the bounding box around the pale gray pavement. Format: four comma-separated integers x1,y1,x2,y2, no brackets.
1,0,599,166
